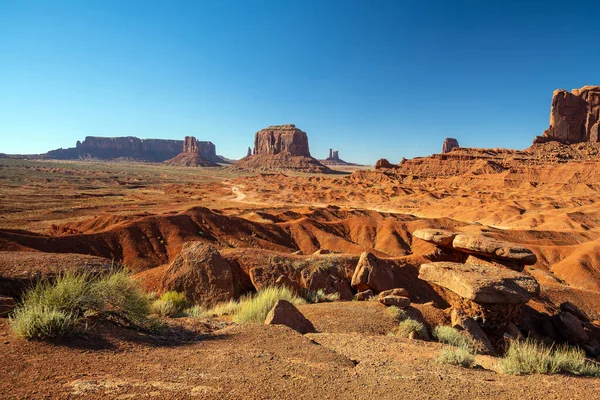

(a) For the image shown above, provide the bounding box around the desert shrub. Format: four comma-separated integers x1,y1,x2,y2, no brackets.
10,269,151,339
305,289,340,303
204,299,242,317
151,291,189,318
232,286,305,324
433,325,475,351
10,305,78,339
386,306,407,322
183,305,207,319
389,318,427,338
499,339,600,376
90,269,152,325
437,345,475,368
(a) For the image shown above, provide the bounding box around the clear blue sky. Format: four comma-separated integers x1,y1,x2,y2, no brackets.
0,0,598,164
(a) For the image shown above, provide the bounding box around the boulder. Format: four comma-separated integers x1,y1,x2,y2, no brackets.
354,289,374,301
160,242,235,307
464,254,524,272
275,275,303,296
441,138,459,154
557,311,589,343
300,268,353,301
264,300,316,334
412,229,457,247
378,288,409,299
378,295,410,308
351,252,396,293
452,234,537,265
559,302,590,322
462,318,497,356
418,262,539,304
0,295,16,317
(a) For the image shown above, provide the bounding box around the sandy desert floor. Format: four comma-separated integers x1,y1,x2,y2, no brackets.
2,150,600,398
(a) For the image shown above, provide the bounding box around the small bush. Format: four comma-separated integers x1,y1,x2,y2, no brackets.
232,286,305,324
305,289,340,303
437,345,475,368
389,318,427,338
500,339,600,376
433,325,475,351
183,305,207,319
151,291,189,317
386,306,407,322
10,269,151,339
204,299,242,317
10,305,78,339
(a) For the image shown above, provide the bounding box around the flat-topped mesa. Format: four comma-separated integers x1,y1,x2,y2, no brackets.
534,85,600,144
442,138,459,153
253,124,311,157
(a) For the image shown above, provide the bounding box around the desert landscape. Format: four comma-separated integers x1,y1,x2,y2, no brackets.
2,85,600,398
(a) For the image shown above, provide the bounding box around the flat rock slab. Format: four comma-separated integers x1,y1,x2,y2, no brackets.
379,295,410,308
412,229,457,247
418,262,539,304
452,234,537,265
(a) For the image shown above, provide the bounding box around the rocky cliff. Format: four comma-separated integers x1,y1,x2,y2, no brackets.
534,85,600,144
442,138,459,153
46,136,221,163
237,125,331,173
253,124,311,157
164,136,218,167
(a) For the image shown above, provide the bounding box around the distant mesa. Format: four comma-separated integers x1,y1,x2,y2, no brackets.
164,136,219,167
374,158,399,169
236,124,332,173
45,136,228,163
534,85,600,144
442,138,459,154
320,148,360,166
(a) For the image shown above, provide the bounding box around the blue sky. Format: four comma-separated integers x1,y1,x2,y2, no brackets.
0,0,598,164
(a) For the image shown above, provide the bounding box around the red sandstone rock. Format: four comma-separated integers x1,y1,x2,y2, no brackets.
442,138,459,153
160,242,235,307
374,158,398,169
378,295,410,308
351,252,396,293
264,300,316,334
535,86,600,144
253,124,311,157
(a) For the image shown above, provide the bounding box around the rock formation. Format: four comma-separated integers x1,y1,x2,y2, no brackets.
246,147,252,158
374,158,398,169
264,300,316,334
534,85,600,144
46,136,225,163
320,148,359,166
442,138,459,153
236,125,332,173
164,136,219,167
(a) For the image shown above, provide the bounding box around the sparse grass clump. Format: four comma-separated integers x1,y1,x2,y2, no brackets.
205,299,242,317
10,269,151,340
151,291,189,317
386,306,407,322
437,345,476,368
183,305,207,319
433,325,475,351
232,286,305,324
305,289,340,304
389,318,427,338
499,339,600,376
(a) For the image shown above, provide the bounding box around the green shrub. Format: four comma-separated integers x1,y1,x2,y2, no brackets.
499,339,600,376
10,269,151,339
151,291,189,317
437,345,475,368
204,299,242,317
232,286,305,324
183,305,207,319
433,325,475,351
305,289,340,303
10,305,78,339
389,318,427,338
386,306,407,322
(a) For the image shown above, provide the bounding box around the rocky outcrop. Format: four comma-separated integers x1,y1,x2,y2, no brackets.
164,136,219,167
374,158,398,169
236,125,332,173
46,136,223,163
351,252,396,293
534,86,600,144
160,243,235,307
442,138,459,153
264,300,316,334
320,149,360,166
419,262,539,304
253,124,311,157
